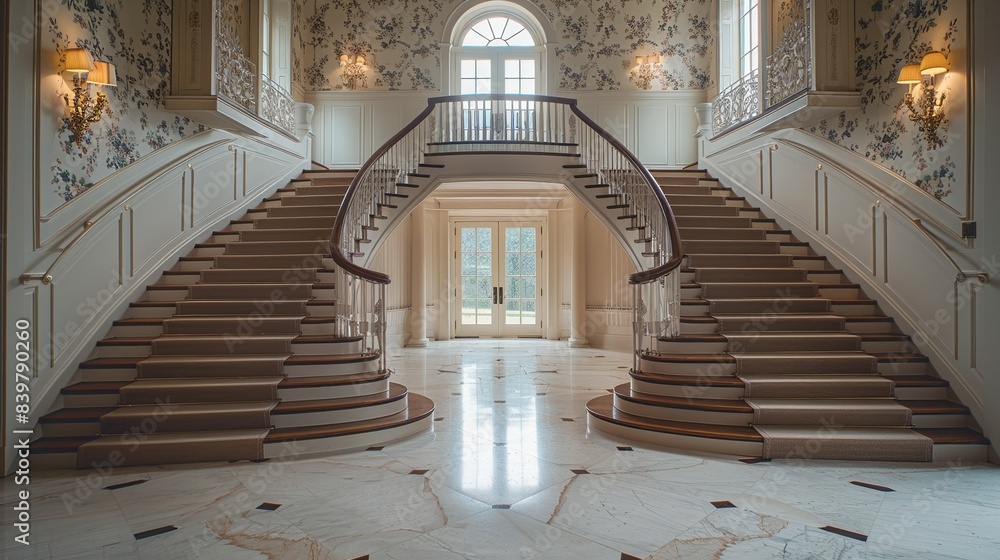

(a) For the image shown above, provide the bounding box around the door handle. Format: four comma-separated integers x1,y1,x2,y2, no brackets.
493,286,498,304
498,286,504,304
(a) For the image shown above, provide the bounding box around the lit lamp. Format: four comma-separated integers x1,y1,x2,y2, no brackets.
339,53,367,89
898,51,949,149
63,48,116,146
631,54,662,90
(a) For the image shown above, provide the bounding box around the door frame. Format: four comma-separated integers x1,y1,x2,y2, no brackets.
451,47,544,95
451,216,547,338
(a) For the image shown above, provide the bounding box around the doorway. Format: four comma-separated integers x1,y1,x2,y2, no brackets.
454,220,544,338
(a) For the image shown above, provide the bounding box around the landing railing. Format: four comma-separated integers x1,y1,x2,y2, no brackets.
330,94,683,373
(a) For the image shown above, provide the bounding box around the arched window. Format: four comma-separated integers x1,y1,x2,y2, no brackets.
446,2,550,95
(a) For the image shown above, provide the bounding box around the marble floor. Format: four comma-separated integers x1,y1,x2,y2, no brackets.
3,340,1000,559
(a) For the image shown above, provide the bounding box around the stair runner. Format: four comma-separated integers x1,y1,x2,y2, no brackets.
588,170,988,462
35,171,433,468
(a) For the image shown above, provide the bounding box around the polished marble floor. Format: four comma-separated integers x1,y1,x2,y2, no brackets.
3,340,1000,559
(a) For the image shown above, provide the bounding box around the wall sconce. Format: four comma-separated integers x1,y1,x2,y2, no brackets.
898,51,949,149
631,54,661,90
339,53,367,90
63,48,117,146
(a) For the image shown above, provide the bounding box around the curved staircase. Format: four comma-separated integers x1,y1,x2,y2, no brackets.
33,170,433,469
588,170,990,462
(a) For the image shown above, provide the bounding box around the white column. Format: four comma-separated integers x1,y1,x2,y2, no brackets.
569,199,589,347
408,205,429,347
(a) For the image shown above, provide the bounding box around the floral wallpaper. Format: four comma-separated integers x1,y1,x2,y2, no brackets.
807,0,967,212
42,0,205,214
296,0,715,92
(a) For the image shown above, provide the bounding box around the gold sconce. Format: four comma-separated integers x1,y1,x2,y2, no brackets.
63,48,117,146
339,53,367,90
898,51,949,149
631,54,661,90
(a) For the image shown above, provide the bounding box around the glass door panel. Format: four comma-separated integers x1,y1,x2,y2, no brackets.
455,221,543,338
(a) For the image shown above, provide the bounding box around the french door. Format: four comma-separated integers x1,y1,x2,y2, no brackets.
455,221,543,338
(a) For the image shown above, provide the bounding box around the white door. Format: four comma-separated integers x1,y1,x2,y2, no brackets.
455,221,543,337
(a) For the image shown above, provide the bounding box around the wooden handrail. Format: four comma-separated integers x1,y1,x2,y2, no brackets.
566,105,684,284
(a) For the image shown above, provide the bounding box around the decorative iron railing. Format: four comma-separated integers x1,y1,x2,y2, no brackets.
259,76,296,135
766,0,812,106
330,95,683,373
215,0,257,112
712,69,761,135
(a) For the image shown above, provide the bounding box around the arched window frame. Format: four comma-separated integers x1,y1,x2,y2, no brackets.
442,0,555,95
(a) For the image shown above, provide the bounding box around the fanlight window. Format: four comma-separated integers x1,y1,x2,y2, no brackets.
462,17,536,47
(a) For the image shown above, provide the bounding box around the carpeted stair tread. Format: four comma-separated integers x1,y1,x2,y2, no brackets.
688,254,794,268
723,332,862,352
266,393,435,443
683,240,782,254
163,317,304,335
223,240,330,255
709,298,832,314
745,398,913,426
212,254,328,269
119,377,284,404
755,426,932,461
76,429,269,468
198,268,319,283
700,282,819,299
294,334,364,344
174,300,308,316
715,315,845,332
99,402,277,432
150,334,295,355
738,374,895,398
884,375,949,388
96,337,155,346
695,268,809,282
272,383,407,414
137,355,288,378
587,395,762,442
732,352,878,374
614,384,751,412
187,283,313,299
643,353,737,363
285,353,380,365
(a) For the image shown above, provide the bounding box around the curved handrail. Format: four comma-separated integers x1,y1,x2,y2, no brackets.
566,105,684,285
329,102,440,284
773,138,988,285
329,94,684,287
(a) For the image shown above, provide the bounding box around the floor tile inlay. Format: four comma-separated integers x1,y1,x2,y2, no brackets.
6,340,998,560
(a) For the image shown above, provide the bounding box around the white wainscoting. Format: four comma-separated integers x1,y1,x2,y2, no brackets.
304,90,708,169
702,130,990,430
16,130,309,453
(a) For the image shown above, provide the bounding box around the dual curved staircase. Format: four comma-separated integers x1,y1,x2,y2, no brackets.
587,170,990,462
33,170,433,469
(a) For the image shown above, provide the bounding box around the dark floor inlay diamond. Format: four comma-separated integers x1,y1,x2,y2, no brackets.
451,392,462,396
134,526,178,540
739,457,772,464
571,469,589,475
494,400,506,404
249,458,270,463
410,469,429,475
104,479,148,490
350,555,370,560
257,502,282,511
711,500,737,509
492,504,511,509
367,446,385,451
434,417,444,421
536,392,547,396
820,526,868,542
621,553,644,560
617,446,634,451
850,481,895,492
595,355,606,358
495,442,506,446
606,388,614,393
561,417,575,422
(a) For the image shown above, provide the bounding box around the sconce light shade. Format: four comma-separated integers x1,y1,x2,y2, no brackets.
635,56,644,66
355,55,365,66
649,55,661,64
896,64,922,84
920,51,949,76
65,48,95,73
88,61,117,87
339,54,349,65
